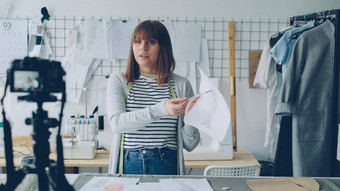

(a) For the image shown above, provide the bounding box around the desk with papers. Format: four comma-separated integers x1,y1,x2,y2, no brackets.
72,174,340,191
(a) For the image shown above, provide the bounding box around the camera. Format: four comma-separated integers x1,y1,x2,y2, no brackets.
0,57,74,190
8,57,65,93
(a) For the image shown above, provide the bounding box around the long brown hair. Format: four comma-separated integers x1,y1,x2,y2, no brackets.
125,20,175,85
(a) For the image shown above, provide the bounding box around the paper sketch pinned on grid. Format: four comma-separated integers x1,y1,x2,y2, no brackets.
184,66,231,142
81,19,138,60
62,23,102,103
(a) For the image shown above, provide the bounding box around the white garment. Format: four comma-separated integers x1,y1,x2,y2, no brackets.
253,39,278,160
253,40,272,89
28,17,52,59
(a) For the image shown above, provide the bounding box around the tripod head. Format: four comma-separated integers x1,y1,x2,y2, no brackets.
0,57,74,191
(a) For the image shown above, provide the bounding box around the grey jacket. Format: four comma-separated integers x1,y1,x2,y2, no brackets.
275,20,335,176
106,72,200,174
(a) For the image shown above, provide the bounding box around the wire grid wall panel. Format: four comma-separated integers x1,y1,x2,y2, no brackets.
42,17,289,80
233,18,289,80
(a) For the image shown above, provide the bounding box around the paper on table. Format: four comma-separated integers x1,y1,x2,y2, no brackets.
65,174,79,186
184,67,231,142
159,178,213,191
196,39,210,77
173,23,201,62
135,182,161,191
79,177,140,191
174,62,197,93
286,177,319,190
246,178,319,191
0,19,27,74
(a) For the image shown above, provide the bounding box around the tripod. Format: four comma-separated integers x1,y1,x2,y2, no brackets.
0,92,74,191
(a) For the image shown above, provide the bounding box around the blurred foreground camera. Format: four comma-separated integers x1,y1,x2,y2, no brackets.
0,57,73,190
8,57,65,93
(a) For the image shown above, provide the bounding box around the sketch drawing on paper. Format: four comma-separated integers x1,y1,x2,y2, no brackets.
184,67,231,142
104,183,124,191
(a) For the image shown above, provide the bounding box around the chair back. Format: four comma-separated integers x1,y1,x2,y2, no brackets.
204,164,261,177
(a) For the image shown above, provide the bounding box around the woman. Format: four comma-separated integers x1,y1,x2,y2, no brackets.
107,20,200,175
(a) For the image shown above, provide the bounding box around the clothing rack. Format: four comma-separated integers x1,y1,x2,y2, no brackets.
289,9,340,176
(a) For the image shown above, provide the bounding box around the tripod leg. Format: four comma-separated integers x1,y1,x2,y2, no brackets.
55,135,75,191
0,168,27,190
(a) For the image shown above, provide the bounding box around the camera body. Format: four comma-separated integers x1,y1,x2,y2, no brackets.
8,57,65,93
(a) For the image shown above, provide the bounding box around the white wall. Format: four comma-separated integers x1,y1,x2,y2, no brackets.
1,0,340,162
3,0,340,19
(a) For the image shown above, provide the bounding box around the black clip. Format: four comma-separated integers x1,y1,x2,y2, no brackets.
36,7,50,45
41,7,50,23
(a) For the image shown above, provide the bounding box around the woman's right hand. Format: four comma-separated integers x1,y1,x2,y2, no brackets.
165,98,188,116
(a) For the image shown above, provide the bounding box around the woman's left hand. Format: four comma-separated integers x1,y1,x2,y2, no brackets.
185,96,200,116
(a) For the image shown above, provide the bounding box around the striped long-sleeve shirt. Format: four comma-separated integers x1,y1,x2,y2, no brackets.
124,75,178,150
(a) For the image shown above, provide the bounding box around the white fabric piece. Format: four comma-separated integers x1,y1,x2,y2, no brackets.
253,39,278,160
253,40,272,89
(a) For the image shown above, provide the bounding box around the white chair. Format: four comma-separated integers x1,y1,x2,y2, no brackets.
203,164,261,177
